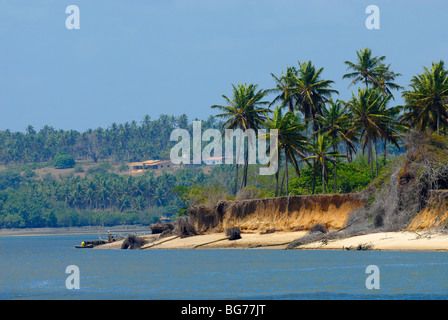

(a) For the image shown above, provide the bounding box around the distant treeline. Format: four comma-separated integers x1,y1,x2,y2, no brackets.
0,114,220,164
0,163,234,228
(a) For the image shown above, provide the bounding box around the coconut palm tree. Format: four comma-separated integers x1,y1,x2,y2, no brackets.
316,99,357,192
263,107,308,196
345,88,400,179
375,63,404,98
291,61,339,131
304,133,346,194
343,48,386,89
267,66,299,112
401,60,448,134
211,83,271,194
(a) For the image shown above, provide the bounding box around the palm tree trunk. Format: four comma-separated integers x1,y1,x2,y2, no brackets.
275,152,280,197
383,137,387,165
312,162,317,195
322,160,326,194
234,163,239,196
369,139,374,180
375,139,379,178
279,161,287,196
285,155,289,196
275,169,279,197
234,132,243,196
334,163,337,193
333,143,338,193
241,145,249,189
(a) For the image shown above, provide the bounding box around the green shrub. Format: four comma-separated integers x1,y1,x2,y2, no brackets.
23,168,36,178
53,153,76,169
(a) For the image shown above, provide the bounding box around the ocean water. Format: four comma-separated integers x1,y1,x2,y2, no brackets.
0,234,447,300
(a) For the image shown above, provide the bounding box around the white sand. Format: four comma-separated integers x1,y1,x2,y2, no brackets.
299,231,448,251
95,230,448,251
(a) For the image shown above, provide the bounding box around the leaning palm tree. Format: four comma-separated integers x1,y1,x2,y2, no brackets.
304,133,346,194
345,88,400,179
316,99,357,192
401,60,448,134
211,83,271,195
263,107,308,196
343,48,386,89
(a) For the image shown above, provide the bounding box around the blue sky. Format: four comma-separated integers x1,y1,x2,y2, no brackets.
0,0,447,132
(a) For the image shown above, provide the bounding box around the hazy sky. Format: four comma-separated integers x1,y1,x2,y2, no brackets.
1,0,447,132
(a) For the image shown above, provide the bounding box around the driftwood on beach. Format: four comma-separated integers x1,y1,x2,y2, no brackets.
193,227,242,249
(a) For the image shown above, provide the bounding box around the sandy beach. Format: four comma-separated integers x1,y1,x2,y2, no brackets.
95,230,448,251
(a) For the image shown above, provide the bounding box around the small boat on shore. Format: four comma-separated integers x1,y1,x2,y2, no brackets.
75,243,94,248
75,240,107,248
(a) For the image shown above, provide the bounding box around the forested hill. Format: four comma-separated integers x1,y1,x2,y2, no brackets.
0,113,228,229
0,114,220,165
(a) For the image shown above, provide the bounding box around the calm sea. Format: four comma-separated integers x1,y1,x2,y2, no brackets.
0,234,447,300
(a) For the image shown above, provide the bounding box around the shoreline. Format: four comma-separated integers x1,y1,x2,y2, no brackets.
3,226,447,251
94,230,448,251
0,225,152,237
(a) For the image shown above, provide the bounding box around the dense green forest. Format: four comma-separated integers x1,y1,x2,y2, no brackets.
0,114,219,164
1,47,447,229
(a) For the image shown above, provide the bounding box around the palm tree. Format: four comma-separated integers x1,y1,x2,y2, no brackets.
375,63,404,98
401,60,448,134
291,61,339,131
304,133,346,194
345,88,400,179
267,66,299,112
316,99,357,192
118,194,131,212
343,48,386,89
211,83,271,194
263,107,308,196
